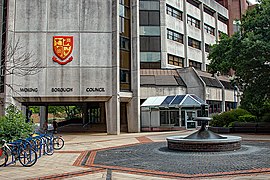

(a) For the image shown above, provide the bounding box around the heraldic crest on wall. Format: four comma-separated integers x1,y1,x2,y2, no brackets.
52,36,73,65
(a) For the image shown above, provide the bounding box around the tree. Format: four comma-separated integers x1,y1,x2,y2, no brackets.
208,0,270,118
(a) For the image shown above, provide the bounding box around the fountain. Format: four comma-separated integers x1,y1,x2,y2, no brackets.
167,117,242,152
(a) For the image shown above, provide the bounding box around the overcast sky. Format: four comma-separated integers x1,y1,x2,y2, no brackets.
248,0,259,4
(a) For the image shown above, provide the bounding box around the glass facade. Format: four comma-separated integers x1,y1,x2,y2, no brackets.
120,0,131,91
0,0,7,93
139,0,160,69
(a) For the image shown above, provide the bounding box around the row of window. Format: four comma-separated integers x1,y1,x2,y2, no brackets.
167,29,211,52
166,5,219,33
166,27,213,48
168,54,204,70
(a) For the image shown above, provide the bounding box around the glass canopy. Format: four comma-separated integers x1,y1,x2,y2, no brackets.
141,94,207,109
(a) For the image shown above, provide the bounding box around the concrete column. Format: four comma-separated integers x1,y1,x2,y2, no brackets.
200,3,206,71
214,12,219,42
39,106,48,133
108,0,120,135
82,103,87,125
127,97,140,132
183,0,188,67
126,0,140,133
106,96,120,135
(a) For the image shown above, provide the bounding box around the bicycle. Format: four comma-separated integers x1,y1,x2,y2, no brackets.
0,139,37,167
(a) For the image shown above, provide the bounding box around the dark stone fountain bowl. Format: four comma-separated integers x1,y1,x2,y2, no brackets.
166,117,242,152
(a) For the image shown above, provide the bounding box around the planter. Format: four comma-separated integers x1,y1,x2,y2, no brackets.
208,127,232,133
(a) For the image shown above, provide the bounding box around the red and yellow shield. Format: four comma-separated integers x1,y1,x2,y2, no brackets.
52,36,73,65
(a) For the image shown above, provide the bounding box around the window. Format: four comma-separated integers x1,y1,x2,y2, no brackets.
205,44,210,53
204,24,215,35
119,17,130,37
140,52,161,62
187,15,200,29
203,6,215,17
218,14,228,25
140,1,159,10
139,11,160,26
167,29,183,43
188,37,201,49
168,54,184,67
187,0,200,8
120,0,130,6
207,100,222,114
140,36,161,52
120,36,130,51
119,4,130,18
189,60,201,70
120,69,130,83
166,5,182,20
140,26,160,36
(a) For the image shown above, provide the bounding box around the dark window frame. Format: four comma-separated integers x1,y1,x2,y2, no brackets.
187,0,200,8
189,59,202,70
204,24,215,36
166,4,183,21
139,10,160,26
188,37,201,50
187,15,200,29
168,54,184,67
167,29,184,44
205,43,210,53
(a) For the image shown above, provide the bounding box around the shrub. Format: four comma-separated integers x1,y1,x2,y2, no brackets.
0,105,34,143
261,113,270,123
238,114,257,122
210,108,251,127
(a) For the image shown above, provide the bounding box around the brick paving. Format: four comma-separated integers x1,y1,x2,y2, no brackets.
93,141,270,176
0,131,269,179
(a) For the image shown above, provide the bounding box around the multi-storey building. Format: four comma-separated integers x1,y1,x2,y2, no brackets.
0,0,140,135
139,0,228,71
0,0,247,133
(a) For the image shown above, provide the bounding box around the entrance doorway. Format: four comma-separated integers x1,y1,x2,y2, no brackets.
185,111,197,129
85,102,106,132
120,103,128,132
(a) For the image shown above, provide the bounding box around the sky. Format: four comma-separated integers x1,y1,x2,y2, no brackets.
247,0,259,4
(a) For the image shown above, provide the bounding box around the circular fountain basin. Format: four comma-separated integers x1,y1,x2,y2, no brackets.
167,135,242,152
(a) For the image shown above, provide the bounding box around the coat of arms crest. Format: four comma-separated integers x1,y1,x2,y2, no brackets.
52,36,73,65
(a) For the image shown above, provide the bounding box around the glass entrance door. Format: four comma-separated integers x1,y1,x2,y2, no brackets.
185,111,197,129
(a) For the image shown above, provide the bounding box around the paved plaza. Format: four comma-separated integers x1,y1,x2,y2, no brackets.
0,130,270,180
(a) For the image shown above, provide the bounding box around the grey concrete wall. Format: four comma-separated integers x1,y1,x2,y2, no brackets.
8,0,113,98
177,68,205,100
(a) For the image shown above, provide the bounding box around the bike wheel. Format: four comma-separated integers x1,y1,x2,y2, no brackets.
0,149,8,167
19,148,37,167
43,137,54,156
53,137,64,150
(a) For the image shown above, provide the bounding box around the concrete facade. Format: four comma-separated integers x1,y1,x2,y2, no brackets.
140,0,229,71
3,0,140,135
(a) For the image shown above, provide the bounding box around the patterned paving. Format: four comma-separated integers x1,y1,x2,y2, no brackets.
73,140,270,179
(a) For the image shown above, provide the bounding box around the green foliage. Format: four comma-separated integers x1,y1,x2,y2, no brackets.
238,114,257,122
0,105,34,143
29,106,39,114
210,108,251,127
208,0,270,117
261,113,270,123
